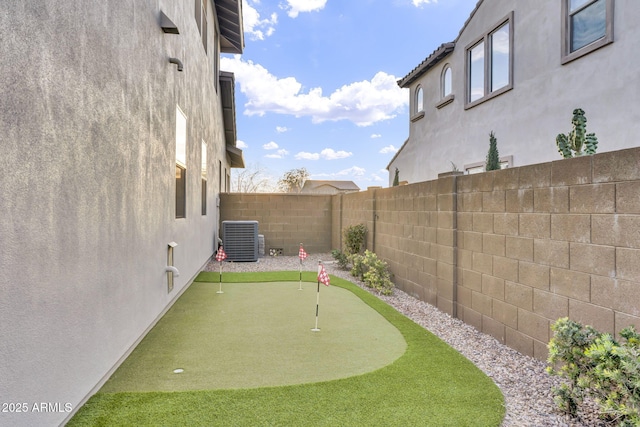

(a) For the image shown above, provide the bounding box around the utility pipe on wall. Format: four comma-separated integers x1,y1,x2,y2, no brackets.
165,266,180,277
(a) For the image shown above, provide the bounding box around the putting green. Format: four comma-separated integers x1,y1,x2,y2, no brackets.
100,281,406,392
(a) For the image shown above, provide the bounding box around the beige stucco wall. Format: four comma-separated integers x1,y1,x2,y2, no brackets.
390,0,640,185
0,2,232,425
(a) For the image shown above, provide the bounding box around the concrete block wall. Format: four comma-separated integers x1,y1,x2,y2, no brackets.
221,147,640,360
456,148,640,360
219,193,333,256
362,180,458,316
334,189,376,252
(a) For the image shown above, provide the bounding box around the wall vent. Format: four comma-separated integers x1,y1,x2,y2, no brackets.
222,220,259,262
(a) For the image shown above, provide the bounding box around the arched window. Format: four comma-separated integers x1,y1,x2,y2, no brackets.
442,65,452,97
415,86,424,113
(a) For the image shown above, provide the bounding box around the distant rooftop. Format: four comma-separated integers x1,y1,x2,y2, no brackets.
300,180,360,194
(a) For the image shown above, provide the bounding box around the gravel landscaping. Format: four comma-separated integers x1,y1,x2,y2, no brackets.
205,254,604,426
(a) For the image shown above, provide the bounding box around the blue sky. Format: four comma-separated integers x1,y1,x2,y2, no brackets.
222,0,479,191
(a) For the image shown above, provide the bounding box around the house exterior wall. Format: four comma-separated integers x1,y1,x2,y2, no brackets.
390,0,640,185
0,1,234,425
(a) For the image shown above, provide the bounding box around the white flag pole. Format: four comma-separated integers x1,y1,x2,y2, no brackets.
312,260,322,332
298,243,305,290
217,261,224,294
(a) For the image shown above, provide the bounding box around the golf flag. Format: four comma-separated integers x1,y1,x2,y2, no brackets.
298,243,307,291
298,245,308,260
216,246,227,293
312,261,329,332
216,246,227,262
318,262,330,287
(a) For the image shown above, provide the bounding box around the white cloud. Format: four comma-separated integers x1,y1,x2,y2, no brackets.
294,148,353,161
221,56,408,127
243,0,278,40
379,145,399,154
263,141,279,150
276,126,289,133
295,152,320,160
282,0,327,18
315,166,367,178
338,166,366,177
370,134,382,139
265,149,289,159
236,140,248,149
412,0,437,7
321,148,352,160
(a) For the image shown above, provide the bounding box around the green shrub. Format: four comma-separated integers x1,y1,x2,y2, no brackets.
349,250,394,296
547,317,640,425
343,224,367,256
349,253,366,280
331,249,349,270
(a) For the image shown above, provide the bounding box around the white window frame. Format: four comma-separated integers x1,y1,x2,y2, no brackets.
175,106,187,219
464,12,514,109
561,0,614,64
436,65,455,109
195,0,208,53
411,86,425,122
464,155,513,174
201,141,207,216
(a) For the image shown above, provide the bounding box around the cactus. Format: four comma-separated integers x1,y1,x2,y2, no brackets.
556,108,599,158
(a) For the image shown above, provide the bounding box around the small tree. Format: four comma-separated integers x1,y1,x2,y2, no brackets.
231,163,276,193
277,167,309,193
485,131,500,171
392,168,400,186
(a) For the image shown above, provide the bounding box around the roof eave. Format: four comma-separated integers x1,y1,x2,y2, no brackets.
386,138,409,170
214,0,244,54
219,71,244,168
397,42,455,88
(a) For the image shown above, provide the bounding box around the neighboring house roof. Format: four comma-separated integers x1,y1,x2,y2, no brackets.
386,138,409,171
301,180,360,193
397,0,484,88
219,71,244,168
214,0,244,54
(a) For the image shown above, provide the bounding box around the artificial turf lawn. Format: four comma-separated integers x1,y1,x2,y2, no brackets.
69,272,505,426
100,280,406,391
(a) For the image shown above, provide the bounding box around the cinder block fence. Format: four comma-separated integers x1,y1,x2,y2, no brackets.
220,147,640,361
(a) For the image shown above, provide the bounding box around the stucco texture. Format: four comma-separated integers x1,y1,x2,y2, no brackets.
0,1,230,425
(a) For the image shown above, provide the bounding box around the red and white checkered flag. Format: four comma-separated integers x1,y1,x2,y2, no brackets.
298,245,308,261
317,263,330,286
215,246,227,262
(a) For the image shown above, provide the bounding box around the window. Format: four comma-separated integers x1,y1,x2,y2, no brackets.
437,65,455,109
201,141,207,215
442,66,452,97
411,86,425,121
465,12,513,108
195,0,208,53
176,106,187,218
464,155,513,174
415,87,424,113
562,0,614,64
